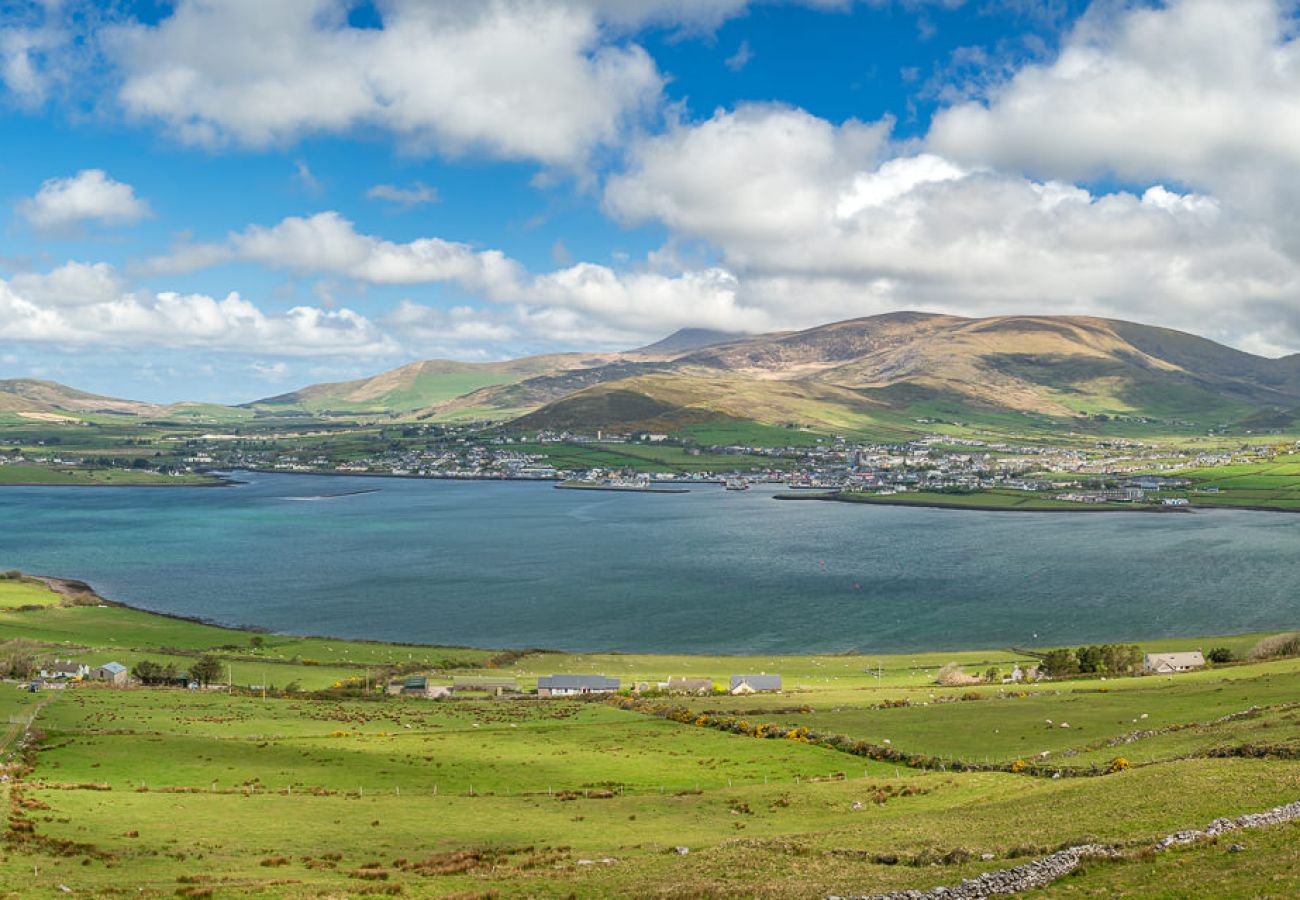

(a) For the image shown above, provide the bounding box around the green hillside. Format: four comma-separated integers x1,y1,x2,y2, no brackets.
1,574,1300,895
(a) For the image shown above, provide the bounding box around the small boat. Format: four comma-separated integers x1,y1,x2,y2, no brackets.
724,477,750,491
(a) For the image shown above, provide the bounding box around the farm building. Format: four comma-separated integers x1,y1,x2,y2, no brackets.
452,675,519,695
537,675,620,697
29,679,68,692
729,674,782,694
91,662,128,685
666,677,714,695
1144,652,1206,674
385,676,451,699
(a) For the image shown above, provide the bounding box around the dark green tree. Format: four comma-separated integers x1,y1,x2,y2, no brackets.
1041,648,1079,677
188,655,223,686
131,660,161,684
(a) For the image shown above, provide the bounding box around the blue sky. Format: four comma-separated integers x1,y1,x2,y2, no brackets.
1,0,1297,403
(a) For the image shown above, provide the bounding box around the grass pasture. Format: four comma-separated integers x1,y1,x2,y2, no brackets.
0,464,219,486
0,577,62,609
0,585,1297,895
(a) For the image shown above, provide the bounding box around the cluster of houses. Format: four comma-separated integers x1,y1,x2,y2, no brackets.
384,672,785,699
30,659,127,691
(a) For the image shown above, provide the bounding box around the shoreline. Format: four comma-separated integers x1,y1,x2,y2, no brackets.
555,482,691,494
775,491,1196,513
232,466,722,486
0,474,236,489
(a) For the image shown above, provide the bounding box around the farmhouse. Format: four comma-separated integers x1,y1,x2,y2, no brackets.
90,662,128,685
1144,651,1206,674
39,659,88,680
666,677,714,695
729,674,782,694
537,675,620,697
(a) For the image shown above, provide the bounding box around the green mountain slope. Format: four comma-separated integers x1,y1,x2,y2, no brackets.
250,329,749,418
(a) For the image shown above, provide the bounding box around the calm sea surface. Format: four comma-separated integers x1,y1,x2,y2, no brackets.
1,472,1298,653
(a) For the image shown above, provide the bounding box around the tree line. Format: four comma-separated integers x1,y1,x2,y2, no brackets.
131,655,223,686
1039,644,1143,677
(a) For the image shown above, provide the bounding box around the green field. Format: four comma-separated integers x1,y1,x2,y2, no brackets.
0,576,1298,895
513,441,784,473
0,464,221,486
0,577,63,609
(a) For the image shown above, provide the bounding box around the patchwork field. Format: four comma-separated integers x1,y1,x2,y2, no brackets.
0,576,1296,896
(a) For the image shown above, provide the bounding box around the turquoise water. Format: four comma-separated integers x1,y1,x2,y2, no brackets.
1,472,1298,653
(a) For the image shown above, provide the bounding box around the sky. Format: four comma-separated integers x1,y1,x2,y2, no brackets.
2,0,1300,403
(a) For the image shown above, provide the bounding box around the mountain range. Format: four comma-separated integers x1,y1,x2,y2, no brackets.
7,314,1300,437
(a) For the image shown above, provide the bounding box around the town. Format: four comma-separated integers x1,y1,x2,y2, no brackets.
2,419,1288,507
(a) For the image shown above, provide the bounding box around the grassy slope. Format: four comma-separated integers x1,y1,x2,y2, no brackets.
263,370,522,415
0,579,63,609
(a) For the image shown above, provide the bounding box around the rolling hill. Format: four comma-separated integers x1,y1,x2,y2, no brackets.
507,314,1300,436
0,379,165,422
247,328,749,419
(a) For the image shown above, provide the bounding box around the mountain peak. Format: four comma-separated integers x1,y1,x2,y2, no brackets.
633,328,746,355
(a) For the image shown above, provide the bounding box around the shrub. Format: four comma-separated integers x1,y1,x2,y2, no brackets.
349,868,390,880
936,663,979,686
1206,647,1234,664
1250,633,1300,661
1107,757,1131,773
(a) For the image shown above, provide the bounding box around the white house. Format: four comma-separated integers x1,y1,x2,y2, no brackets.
1144,652,1205,674
39,660,89,680
537,675,620,697
729,674,782,694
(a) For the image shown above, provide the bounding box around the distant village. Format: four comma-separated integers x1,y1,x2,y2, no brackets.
4,422,1293,504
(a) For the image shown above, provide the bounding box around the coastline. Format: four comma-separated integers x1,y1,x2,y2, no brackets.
555,482,691,494
233,466,723,486
0,474,237,489
774,491,1196,513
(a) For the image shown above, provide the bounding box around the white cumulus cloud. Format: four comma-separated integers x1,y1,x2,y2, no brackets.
603,102,1300,352
18,169,150,232
0,263,394,356
927,0,1300,196
101,0,664,168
